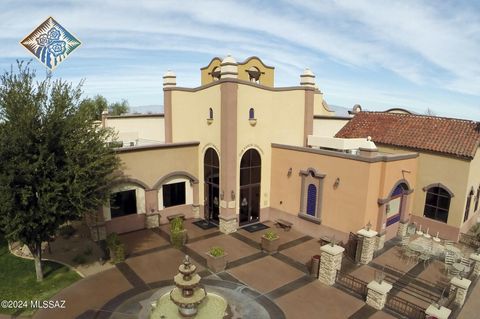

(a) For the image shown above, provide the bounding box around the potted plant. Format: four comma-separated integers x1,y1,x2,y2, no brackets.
170,217,188,248
206,246,227,273
106,232,125,264
261,230,280,253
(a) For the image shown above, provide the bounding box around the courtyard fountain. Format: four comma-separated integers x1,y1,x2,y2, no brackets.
109,254,282,318
149,255,229,318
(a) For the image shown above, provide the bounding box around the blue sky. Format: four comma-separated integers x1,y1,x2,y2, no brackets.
1,0,479,120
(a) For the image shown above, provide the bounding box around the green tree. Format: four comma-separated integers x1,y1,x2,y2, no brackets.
0,62,121,281
109,99,129,116
79,94,108,120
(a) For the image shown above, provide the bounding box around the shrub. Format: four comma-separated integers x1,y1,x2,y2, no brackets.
105,232,125,264
58,224,76,239
112,243,125,263
263,230,278,241
209,246,224,257
84,245,93,256
170,217,184,232
72,254,87,265
106,232,120,248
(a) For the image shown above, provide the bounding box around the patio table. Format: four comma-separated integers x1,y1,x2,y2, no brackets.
445,246,462,259
408,242,425,253
452,262,470,274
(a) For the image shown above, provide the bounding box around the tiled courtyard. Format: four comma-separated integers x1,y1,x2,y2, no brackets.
31,219,480,319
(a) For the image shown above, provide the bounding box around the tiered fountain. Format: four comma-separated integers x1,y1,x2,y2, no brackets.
150,255,228,318
170,255,206,316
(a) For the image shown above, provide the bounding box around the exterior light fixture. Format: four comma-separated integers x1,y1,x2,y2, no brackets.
287,168,292,177
365,221,372,231
231,190,235,200
220,191,224,200
334,177,340,188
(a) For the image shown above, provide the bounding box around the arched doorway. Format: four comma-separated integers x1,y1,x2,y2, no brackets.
204,148,220,223
386,182,409,227
239,149,261,225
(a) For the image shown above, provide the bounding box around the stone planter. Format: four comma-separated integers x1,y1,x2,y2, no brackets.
261,236,280,253
170,229,188,248
205,253,227,273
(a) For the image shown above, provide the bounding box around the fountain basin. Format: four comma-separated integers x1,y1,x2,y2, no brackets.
151,292,227,319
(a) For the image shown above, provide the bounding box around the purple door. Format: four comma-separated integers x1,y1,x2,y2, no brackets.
307,184,317,216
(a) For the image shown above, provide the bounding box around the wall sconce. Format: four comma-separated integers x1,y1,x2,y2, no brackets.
287,168,292,177
365,221,372,231
333,177,340,189
189,179,193,186
231,190,235,200
220,191,224,200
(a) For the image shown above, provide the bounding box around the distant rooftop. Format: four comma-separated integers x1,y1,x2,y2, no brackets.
335,112,480,159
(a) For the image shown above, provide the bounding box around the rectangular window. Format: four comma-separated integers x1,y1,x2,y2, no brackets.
110,190,137,218
163,182,186,208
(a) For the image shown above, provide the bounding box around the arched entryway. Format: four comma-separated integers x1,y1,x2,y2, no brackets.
239,149,261,225
204,148,220,223
387,183,408,226
385,182,409,240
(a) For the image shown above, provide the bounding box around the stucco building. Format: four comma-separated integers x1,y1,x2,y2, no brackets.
89,55,426,249
336,112,480,241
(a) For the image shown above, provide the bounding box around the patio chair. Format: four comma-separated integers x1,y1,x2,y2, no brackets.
444,252,456,274
460,257,472,267
418,253,431,268
403,247,419,264
400,236,410,247
448,265,460,278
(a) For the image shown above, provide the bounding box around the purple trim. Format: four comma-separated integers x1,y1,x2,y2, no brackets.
387,214,400,226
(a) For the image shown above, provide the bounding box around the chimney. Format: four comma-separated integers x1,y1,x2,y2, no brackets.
300,68,316,88
163,70,176,87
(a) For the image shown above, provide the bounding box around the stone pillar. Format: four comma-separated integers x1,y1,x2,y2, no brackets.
366,280,393,310
425,304,451,319
469,252,480,276
219,215,237,234
376,232,386,251
90,222,106,241
357,228,378,264
318,244,345,286
192,181,200,218
450,277,472,306
145,212,160,229
397,221,408,238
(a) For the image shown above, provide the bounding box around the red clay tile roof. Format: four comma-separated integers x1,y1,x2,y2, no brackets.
335,112,480,159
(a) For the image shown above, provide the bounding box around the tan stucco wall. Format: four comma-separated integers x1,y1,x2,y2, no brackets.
118,146,199,189
236,58,274,87
270,147,417,235
201,57,274,87
313,92,331,116
105,116,165,143
378,146,470,229
237,85,307,210
201,58,221,85
313,118,350,137
170,86,221,201
463,148,480,232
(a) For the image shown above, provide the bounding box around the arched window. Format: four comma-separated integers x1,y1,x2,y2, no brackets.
386,182,409,226
211,66,221,81
247,66,261,83
204,148,220,222
392,183,408,197
465,188,475,222
306,184,317,216
239,149,261,225
424,186,452,223
209,107,213,120
249,108,255,120
475,185,480,212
